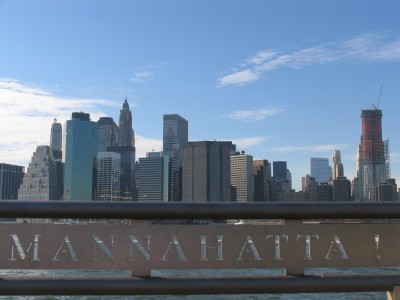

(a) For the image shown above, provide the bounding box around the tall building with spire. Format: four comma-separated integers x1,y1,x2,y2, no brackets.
332,150,344,180
50,119,62,151
107,98,136,200
357,108,387,201
50,119,63,195
118,98,135,147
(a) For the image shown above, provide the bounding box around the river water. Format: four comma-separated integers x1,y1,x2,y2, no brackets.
0,267,395,300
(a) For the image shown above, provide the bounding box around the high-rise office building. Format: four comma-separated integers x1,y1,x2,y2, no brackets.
231,152,253,202
384,139,390,180
310,158,331,184
50,119,64,199
273,161,287,179
183,141,232,202
50,119,62,151
119,98,135,147
0,163,24,200
97,117,118,152
108,99,136,200
317,182,333,202
333,176,351,202
63,112,98,201
138,152,179,202
163,114,188,164
163,114,188,201
96,152,121,201
18,146,61,201
332,150,344,180
357,109,387,201
253,159,271,202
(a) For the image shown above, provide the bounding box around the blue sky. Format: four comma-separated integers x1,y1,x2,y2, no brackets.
0,0,399,191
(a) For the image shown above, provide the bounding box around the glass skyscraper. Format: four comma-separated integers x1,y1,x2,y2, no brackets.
63,112,98,201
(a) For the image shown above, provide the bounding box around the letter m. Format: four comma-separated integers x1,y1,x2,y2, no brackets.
9,234,41,261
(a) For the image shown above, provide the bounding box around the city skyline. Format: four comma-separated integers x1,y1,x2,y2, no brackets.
0,1,399,191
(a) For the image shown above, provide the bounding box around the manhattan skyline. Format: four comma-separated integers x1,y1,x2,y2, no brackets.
0,1,399,191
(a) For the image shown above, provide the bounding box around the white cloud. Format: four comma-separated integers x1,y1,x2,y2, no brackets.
218,32,400,86
131,71,154,83
269,144,351,154
135,135,163,159
0,78,117,167
232,137,268,149
225,107,283,122
218,69,260,86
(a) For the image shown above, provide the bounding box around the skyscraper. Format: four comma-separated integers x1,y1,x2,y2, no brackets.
118,98,135,147
231,152,254,202
0,163,24,200
97,117,118,152
332,150,344,180
183,141,232,202
50,119,62,151
96,152,121,201
253,159,271,202
50,119,63,196
63,112,98,201
358,109,387,201
333,176,351,202
310,158,331,184
138,152,179,202
273,161,287,179
18,146,61,201
163,114,188,163
108,99,136,200
163,114,188,201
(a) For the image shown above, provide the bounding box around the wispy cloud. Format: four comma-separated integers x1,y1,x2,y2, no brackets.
218,32,400,86
0,78,117,167
131,71,154,83
224,107,283,122
130,61,170,84
269,144,351,154
232,137,269,149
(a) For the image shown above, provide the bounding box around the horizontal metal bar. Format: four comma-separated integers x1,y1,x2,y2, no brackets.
1,201,400,219
0,275,400,295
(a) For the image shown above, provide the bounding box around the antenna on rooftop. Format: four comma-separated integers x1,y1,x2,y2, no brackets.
372,85,383,109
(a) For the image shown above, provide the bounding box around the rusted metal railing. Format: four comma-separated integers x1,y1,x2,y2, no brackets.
0,201,400,297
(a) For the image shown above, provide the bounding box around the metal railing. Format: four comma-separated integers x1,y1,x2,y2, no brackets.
0,200,400,297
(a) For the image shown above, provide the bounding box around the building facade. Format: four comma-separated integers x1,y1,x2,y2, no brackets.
50,119,62,151
253,159,271,202
0,163,24,200
357,109,387,201
97,117,118,153
63,112,98,201
163,114,188,164
96,152,121,201
18,146,61,201
138,152,179,202
230,152,254,202
183,141,232,202
332,150,344,180
273,161,287,179
108,99,136,200
310,157,331,184
333,176,351,202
